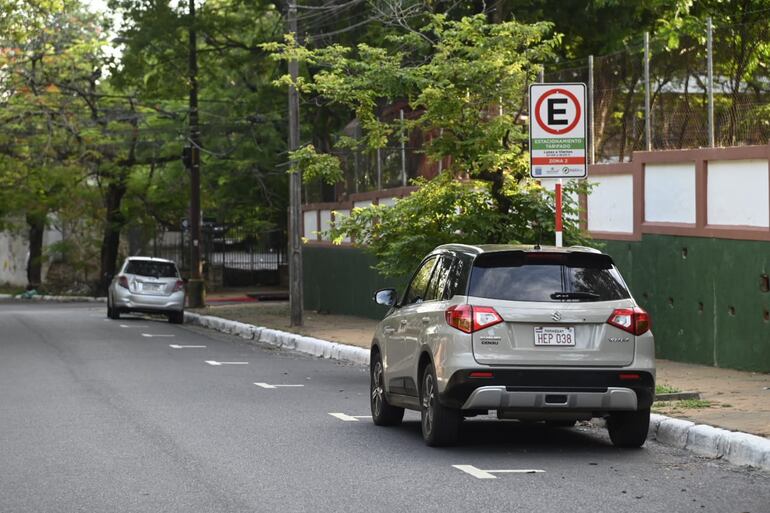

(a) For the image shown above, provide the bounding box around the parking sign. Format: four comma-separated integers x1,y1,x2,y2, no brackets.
529,83,587,178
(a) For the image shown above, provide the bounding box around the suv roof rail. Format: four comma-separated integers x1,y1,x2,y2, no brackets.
568,245,602,254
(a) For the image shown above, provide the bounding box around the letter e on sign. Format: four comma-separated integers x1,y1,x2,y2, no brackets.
529,83,587,179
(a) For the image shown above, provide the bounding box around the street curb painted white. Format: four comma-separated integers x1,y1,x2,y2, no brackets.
1,293,106,303
184,311,770,472
184,312,370,366
649,413,770,470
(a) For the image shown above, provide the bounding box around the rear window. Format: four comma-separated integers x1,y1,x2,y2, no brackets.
124,260,178,278
468,251,630,302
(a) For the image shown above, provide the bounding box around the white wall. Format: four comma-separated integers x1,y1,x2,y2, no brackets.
707,159,769,227
587,175,634,233
0,225,62,287
378,197,397,207
0,231,29,285
303,211,318,240
319,210,333,241
333,209,351,243
644,163,696,224
353,200,373,210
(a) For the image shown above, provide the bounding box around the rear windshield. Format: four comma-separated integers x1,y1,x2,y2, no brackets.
124,260,178,278
468,251,630,302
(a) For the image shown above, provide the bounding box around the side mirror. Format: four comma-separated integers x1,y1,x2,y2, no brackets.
373,288,398,307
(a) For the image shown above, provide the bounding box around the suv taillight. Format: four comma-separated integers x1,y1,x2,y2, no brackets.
172,280,184,293
118,276,129,289
445,305,503,333
607,307,650,336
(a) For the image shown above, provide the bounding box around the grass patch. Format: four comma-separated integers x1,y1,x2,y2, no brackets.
653,399,712,412
0,283,25,295
655,383,681,394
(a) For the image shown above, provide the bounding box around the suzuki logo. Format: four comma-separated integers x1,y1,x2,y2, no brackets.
552,311,562,322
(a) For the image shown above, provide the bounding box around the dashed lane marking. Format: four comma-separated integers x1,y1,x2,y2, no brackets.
254,383,305,389
452,465,545,480
328,413,372,422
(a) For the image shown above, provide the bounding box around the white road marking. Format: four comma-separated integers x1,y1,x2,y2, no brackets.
206,360,248,366
328,413,372,422
452,465,545,479
120,324,150,328
169,344,207,349
254,382,305,389
141,333,175,338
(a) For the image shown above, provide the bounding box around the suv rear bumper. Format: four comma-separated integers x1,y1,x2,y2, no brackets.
460,386,637,410
439,369,654,411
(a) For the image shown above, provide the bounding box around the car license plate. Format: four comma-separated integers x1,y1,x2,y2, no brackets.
534,327,575,346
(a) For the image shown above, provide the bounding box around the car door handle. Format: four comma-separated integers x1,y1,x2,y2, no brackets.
383,327,396,334
421,317,431,324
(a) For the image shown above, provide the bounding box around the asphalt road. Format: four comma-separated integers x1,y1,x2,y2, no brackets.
1,301,768,513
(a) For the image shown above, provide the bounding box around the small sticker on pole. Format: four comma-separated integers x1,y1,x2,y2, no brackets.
529,83,588,179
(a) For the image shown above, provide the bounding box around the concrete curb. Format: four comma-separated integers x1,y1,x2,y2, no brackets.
184,312,370,366
185,311,770,472
1,293,106,303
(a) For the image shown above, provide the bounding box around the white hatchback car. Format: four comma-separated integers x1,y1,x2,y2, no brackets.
107,257,186,324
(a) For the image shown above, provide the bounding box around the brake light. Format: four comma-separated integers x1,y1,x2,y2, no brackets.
172,280,185,293
469,371,494,378
445,305,503,333
118,276,129,289
607,307,650,336
619,373,641,381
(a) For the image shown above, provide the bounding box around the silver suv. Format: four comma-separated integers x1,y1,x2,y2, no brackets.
370,244,654,447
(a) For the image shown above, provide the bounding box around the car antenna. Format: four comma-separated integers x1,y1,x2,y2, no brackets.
534,220,542,250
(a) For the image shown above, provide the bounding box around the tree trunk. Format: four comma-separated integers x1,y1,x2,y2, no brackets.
26,212,45,290
97,182,127,295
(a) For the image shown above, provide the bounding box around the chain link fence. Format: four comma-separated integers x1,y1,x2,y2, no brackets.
545,18,770,163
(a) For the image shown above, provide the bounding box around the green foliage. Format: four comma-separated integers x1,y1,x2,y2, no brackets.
269,14,591,276
329,173,591,277
289,144,343,185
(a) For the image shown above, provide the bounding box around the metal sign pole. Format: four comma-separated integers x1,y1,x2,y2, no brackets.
555,179,563,247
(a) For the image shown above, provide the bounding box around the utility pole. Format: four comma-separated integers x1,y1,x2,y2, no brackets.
187,0,204,307
288,0,303,326
644,31,651,152
707,17,715,147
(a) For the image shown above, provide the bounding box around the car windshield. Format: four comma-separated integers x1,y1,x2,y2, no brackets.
124,260,178,278
468,251,630,302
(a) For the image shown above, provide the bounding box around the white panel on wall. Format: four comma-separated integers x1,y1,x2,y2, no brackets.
334,209,351,243
303,210,318,240
378,197,397,207
644,163,696,223
319,210,333,240
707,159,769,227
587,175,634,233
353,200,373,210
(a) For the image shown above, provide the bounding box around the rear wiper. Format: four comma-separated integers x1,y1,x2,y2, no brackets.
550,291,600,300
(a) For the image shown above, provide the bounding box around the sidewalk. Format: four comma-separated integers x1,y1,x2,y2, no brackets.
190,300,770,438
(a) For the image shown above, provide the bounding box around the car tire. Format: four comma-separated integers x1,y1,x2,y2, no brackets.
168,311,184,324
370,352,404,426
420,363,460,447
607,408,650,448
107,297,120,320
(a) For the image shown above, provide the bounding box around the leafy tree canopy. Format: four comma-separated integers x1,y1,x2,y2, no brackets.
267,13,589,277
